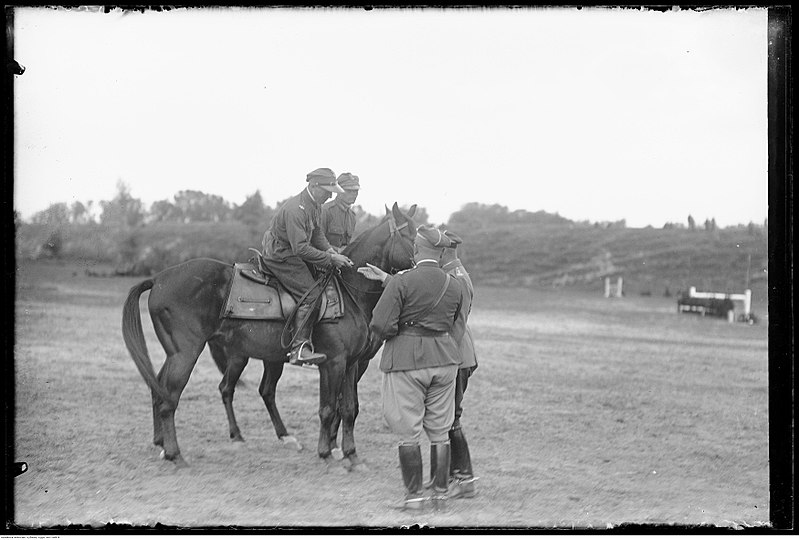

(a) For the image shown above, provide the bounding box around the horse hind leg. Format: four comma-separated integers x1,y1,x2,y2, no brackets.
155,346,205,467
259,360,301,451
209,341,249,443
151,310,205,467
151,369,166,448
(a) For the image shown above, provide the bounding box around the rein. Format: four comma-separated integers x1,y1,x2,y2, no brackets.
280,212,414,348
337,273,384,295
335,214,415,317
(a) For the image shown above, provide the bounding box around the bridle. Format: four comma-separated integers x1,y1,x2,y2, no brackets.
385,214,414,275
337,214,414,297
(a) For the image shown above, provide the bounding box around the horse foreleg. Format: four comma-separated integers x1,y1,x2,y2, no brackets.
210,342,249,442
259,361,300,451
317,357,347,470
339,363,368,471
328,394,344,460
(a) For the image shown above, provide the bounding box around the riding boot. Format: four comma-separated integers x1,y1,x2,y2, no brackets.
395,443,425,511
423,445,438,489
288,303,326,367
430,442,451,511
448,426,477,499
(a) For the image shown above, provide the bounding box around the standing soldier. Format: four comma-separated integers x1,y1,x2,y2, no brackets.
321,172,360,252
367,226,464,511
261,168,354,367
435,230,479,498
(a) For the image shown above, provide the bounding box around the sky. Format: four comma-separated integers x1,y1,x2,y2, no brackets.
12,6,768,228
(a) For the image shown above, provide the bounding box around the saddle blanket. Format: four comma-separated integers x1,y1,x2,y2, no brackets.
221,263,344,321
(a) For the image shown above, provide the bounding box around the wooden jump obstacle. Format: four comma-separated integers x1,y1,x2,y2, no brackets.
604,277,623,298
677,286,752,323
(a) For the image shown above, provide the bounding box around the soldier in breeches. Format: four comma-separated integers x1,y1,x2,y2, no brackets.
362,229,479,501
368,226,464,511
436,230,479,498
261,168,354,367
321,172,360,251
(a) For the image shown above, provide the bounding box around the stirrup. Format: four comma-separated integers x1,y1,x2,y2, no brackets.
288,342,326,367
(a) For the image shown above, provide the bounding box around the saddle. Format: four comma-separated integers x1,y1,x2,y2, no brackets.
220,255,344,322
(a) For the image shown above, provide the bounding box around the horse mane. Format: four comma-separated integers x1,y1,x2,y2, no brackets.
341,214,391,261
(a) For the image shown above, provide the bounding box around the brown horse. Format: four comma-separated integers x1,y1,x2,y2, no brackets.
122,203,418,469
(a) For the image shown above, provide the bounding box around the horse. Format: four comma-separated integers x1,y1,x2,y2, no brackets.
122,203,418,470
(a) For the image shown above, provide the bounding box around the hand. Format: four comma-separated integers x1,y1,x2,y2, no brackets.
331,253,354,268
356,262,388,283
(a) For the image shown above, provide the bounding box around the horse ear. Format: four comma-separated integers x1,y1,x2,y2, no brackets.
391,202,403,221
407,204,417,218
384,204,391,215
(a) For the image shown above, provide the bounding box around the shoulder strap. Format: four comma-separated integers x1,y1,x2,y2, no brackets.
413,273,451,323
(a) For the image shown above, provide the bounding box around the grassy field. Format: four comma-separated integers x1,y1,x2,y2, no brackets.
12,259,769,530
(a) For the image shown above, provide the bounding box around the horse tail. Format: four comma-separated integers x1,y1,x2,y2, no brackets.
122,278,173,406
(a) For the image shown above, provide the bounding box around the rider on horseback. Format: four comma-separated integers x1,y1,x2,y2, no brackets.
321,172,360,252
261,168,354,367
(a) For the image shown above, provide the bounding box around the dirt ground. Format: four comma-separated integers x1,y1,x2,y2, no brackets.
12,259,770,530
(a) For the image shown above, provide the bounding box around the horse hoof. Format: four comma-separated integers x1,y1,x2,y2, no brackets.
230,434,245,443
331,448,344,461
280,436,302,452
160,451,188,468
323,457,350,474
351,462,370,473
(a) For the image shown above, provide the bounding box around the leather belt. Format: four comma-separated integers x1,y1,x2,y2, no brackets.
398,326,450,338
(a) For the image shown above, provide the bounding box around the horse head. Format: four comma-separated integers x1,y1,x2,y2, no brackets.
384,202,418,274
344,202,418,275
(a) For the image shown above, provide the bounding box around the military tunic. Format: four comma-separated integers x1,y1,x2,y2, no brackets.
442,258,477,371
262,188,333,300
442,257,478,428
321,198,357,249
370,260,464,443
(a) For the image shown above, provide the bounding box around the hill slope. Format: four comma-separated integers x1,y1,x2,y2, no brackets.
15,219,768,300
454,222,767,298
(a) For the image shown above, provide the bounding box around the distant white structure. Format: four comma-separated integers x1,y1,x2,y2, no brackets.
680,286,752,323
604,277,623,298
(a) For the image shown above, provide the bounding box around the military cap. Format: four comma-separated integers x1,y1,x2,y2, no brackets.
415,225,451,249
443,230,463,247
337,173,360,191
307,168,344,193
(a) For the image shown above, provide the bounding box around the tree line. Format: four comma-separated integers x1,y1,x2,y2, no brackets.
21,180,429,232
19,181,766,236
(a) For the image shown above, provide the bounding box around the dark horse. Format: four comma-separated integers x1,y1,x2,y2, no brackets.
122,203,417,469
